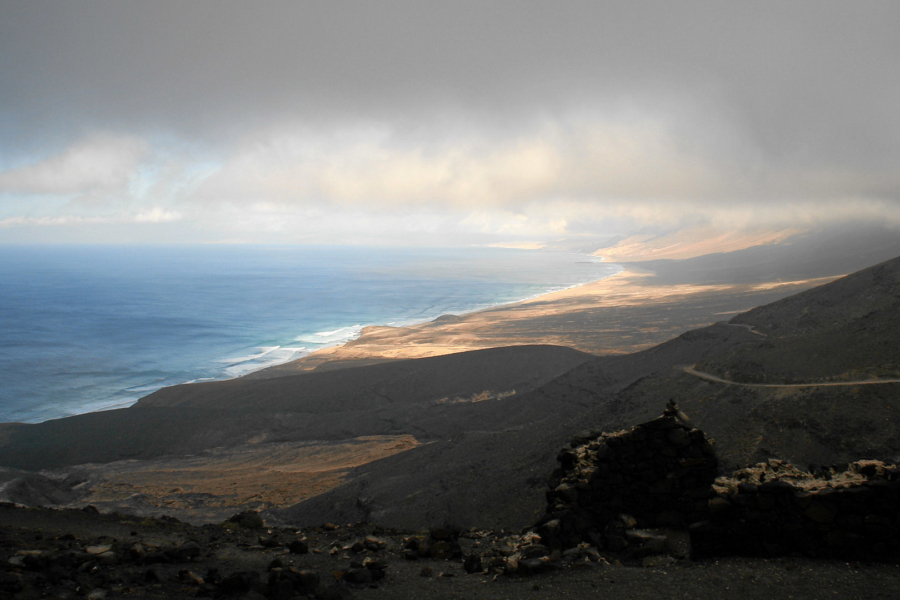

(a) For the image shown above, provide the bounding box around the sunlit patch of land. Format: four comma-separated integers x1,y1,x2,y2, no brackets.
258,268,837,374
592,227,804,261
60,435,419,523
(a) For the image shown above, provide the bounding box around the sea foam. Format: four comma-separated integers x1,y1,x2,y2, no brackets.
0,245,620,423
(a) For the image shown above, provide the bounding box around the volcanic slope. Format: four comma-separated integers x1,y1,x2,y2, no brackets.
696,253,900,383
573,255,900,483
0,345,594,471
273,255,900,530
270,322,764,529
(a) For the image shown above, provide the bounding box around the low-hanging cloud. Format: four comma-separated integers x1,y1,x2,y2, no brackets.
189,114,900,216
0,136,148,196
3,111,897,245
1,2,898,244
0,208,182,229
191,115,734,208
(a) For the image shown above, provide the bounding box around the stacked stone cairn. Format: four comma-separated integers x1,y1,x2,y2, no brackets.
692,459,900,559
535,401,718,562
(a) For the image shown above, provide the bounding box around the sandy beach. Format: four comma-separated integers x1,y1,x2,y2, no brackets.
254,267,837,375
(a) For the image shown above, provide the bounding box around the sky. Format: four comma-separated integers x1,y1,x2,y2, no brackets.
0,1,898,246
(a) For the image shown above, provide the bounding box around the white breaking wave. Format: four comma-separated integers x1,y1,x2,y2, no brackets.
293,325,364,345
217,346,282,364
221,346,308,377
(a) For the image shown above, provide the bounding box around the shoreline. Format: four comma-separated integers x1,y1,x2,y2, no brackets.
250,267,840,377
3,246,841,422
241,258,625,377
1,249,619,424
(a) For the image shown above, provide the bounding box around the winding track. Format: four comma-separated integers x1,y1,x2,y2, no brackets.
683,365,900,388
726,322,767,336
683,321,900,387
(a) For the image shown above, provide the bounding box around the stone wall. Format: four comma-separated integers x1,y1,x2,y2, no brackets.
536,402,900,561
536,401,719,552
691,459,900,559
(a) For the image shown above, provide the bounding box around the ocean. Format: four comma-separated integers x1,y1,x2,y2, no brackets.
0,245,620,424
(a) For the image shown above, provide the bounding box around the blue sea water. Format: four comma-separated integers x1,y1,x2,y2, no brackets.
0,245,620,424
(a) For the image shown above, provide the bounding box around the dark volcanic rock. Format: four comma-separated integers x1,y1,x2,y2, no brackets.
692,459,900,559
536,402,718,551
219,570,262,595
225,510,265,529
463,553,483,573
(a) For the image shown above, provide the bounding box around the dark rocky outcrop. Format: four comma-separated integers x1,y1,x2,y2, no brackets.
225,510,265,530
693,459,900,559
0,504,395,599
528,405,900,563
536,401,718,552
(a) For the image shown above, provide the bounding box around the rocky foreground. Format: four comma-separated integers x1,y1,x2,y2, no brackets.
7,403,900,599
7,390,900,600
3,502,900,600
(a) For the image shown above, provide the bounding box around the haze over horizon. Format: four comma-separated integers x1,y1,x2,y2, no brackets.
1,1,898,246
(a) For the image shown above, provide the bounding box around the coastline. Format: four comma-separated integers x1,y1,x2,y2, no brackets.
249,267,839,377
0,246,616,424
267,259,622,365
242,261,623,375
1,240,843,422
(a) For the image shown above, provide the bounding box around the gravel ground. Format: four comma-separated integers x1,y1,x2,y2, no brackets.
361,556,900,600
2,504,898,600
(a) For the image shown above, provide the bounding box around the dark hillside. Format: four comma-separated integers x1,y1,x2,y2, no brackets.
0,345,593,470
275,258,900,529
601,366,900,471
734,254,900,336
272,322,764,529
697,255,900,382
136,344,594,411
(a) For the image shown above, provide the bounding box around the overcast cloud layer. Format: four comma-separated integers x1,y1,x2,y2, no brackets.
1,1,898,244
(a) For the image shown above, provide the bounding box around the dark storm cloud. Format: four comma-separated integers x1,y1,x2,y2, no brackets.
1,1,898,166
1,1,898,244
